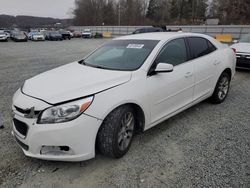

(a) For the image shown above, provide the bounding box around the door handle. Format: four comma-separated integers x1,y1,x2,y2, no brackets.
185,72,193,78
213,60,221,65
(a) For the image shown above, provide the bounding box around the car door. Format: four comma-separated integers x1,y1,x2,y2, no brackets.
187,37,218,101
147,38,195,124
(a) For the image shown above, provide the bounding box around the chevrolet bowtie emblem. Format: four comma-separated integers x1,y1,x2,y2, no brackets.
24,107,36,118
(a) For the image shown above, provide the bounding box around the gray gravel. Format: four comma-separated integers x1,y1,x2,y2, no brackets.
0,39,249,188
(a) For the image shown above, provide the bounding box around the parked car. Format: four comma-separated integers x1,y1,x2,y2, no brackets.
68,31,74,38
92,32,103,38
73,31,82,38
82,29,92,38
0,29,10,39
0,30,9,41
132,27,164,34
59,30,71,40
28,31,36,40
12,32,236,161
29,32,45,41
45,31,63,41
231,33,250,69
12,31,28,42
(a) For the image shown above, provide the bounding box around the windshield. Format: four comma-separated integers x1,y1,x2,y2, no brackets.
83,40,159,71
33,32,42,35
240,34,250,43
49,31,59,34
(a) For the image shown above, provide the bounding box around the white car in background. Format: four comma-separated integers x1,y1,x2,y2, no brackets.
231,33,250,69
30,32,45,41
0,30,9,41
82,29,92,38
12,32,236,161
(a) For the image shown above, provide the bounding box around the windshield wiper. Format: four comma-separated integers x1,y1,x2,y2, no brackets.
88,64,109,70
79,60,109,70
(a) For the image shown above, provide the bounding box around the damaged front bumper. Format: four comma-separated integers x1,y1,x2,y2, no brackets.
12,89,102,161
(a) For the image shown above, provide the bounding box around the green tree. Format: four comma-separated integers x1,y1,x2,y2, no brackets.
170,0,179,19
146,0,160,22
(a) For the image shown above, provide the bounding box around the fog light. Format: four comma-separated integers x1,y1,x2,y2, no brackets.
40,146,74,155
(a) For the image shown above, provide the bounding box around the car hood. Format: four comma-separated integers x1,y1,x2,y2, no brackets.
22,62,132,104
231,43,250,53
0,33,6,37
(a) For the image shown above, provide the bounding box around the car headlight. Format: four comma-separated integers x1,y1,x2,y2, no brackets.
37,96,93,124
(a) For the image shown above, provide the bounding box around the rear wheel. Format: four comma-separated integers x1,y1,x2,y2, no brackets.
97,105,135,158
210,72,230,104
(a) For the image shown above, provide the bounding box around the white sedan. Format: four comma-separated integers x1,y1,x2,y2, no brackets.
12,32,236,161
29,32,45,41
231,33,250,69
0,31,9,41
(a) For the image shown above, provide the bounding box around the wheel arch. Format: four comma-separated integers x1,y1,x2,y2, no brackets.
101,102,145,133
94,102,146,151
223,68,232,81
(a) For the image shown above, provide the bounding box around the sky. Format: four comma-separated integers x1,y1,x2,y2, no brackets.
0,0,75,19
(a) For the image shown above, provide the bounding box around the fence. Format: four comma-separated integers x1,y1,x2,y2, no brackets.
70,25,250,39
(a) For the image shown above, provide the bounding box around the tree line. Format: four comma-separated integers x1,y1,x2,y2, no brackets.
209,0,250,24
73,0,250,26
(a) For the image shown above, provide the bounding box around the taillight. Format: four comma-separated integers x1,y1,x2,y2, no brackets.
232,48,236,53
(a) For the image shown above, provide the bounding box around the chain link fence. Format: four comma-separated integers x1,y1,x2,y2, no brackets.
70,25,250,39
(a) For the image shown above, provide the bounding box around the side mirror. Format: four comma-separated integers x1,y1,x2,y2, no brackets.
233,40,239,43
155,63,174,73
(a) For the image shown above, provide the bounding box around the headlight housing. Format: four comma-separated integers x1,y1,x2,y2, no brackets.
37,96,93,124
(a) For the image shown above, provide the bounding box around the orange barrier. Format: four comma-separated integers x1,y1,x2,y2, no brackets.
215,34,233,43
103,32,112,38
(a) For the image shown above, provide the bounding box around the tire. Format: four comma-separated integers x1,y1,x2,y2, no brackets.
97,105,135,158
210,72,230,104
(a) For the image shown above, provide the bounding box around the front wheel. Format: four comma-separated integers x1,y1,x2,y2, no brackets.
210,72,230,104
97,105,135,158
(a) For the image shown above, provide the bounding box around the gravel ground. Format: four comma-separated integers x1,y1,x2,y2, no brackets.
0,39,249,188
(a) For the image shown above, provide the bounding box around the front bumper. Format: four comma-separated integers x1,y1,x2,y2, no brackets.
33,37,45,41
12,90,102,161
0,36,8,41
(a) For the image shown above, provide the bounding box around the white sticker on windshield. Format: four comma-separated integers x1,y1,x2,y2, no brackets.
127,44,144,49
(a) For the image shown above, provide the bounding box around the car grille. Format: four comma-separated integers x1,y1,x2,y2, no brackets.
14,106,40,116
13,118,28,137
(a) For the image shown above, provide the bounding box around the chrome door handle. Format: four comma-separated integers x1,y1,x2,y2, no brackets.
185,72,193,78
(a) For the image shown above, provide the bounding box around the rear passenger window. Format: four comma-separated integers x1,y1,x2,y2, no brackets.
188,37,216,59
155,38,187,66
207,40,217,53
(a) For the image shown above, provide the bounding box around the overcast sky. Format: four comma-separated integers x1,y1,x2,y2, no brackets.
0,0,75,19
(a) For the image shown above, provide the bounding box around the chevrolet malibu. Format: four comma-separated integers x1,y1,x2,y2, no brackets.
12,33,236,161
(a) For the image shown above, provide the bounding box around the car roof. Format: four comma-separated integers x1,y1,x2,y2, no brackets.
115,32,211,41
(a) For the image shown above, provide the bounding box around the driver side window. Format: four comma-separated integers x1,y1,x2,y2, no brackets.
155,38,187,66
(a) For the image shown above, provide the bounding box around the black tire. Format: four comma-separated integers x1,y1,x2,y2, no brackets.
210,72,230,104
97,105,135,158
